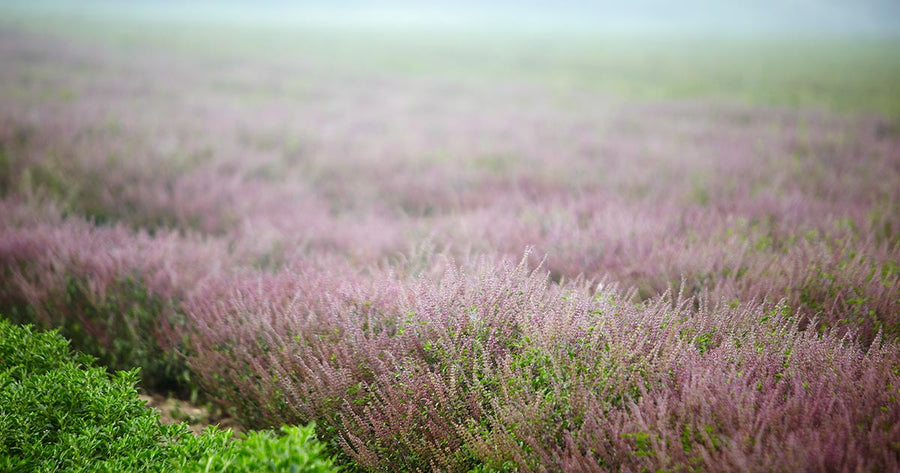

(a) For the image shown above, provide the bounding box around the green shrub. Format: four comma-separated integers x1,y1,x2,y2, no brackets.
187,425,339,473
0,318,339,472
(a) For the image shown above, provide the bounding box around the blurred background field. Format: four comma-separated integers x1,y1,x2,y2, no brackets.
3,1,900,117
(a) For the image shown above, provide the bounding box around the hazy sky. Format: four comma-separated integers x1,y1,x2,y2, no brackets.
5,1,900,37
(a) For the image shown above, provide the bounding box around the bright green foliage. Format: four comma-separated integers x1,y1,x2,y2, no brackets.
0,319,338,473
0,318,224,472
187,425,339,473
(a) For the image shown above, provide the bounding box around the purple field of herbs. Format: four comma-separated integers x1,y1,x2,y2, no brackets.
2,2,899,471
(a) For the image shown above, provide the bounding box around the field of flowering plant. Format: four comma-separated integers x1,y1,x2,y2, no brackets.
1,4,899,471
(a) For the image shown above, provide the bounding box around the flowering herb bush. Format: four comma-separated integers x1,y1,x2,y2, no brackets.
183,259,900,471
0,212,228,393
